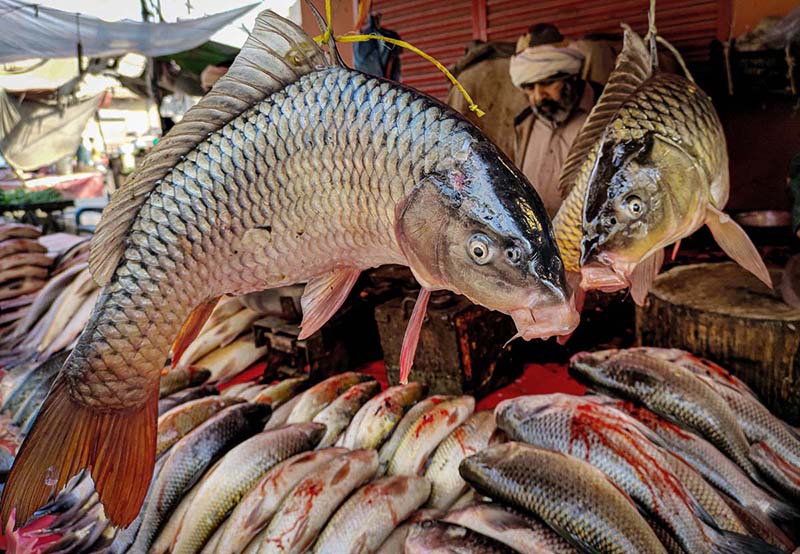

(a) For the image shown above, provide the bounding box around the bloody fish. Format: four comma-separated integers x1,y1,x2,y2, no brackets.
1,8,577,529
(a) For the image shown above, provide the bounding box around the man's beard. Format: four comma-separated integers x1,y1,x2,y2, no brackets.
533,79,580,123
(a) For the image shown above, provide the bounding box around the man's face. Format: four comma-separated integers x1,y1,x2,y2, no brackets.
523,77,577,123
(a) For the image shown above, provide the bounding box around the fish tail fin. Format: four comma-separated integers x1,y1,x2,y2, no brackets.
705,205,772,288
0,377,157,530
724,496,797,551
707,526,786,554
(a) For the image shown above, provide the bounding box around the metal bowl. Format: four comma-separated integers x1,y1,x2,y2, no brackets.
734,210,792,228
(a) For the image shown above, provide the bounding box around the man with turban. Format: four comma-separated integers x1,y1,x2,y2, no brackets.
510,24,601,217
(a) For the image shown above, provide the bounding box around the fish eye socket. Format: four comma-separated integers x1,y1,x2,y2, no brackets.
505,246,522,265
602,215,617,228
467,234,492,265
624,195,645,218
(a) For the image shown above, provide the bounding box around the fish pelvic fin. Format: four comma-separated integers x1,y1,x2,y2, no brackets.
705,205,772,288
399,288,431,384
706,526,786,554
628,248,664,306
0,377,158,530
298,268,361,340
171,297,220,368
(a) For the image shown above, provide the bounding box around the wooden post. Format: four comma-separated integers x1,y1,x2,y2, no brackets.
636,262,800,423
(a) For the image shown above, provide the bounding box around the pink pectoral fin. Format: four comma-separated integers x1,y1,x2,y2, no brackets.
399,288,431,384
298,268,361,340
628,248,664,306
706,205,772,288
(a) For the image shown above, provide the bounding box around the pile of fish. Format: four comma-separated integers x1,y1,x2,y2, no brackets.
2,345,799,552
2,369,495,553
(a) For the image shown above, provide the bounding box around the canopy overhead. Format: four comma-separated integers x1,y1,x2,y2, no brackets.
0,1,257,64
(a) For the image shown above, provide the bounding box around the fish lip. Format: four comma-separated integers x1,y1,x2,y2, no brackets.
509,300,580,340
579,262,629,292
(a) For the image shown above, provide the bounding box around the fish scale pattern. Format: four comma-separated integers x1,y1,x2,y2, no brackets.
67,66,477,409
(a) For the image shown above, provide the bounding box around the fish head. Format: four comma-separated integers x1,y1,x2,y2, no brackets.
569,350,663,399
396,140,579,340
580,133,706,286
495,393,575,431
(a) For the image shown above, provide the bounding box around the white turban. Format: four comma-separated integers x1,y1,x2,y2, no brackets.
509,44,585,88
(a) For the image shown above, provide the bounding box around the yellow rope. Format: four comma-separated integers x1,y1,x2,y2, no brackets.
312,0,484,117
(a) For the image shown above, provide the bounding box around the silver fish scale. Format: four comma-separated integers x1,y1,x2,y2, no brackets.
609,73,724,182
67,66,476,409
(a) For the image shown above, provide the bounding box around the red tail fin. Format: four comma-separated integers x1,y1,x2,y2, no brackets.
0,378,157,529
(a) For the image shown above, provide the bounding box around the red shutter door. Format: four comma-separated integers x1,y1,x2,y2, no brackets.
371,0,724,100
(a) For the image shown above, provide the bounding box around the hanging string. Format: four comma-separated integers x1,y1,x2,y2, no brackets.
312,0,484,117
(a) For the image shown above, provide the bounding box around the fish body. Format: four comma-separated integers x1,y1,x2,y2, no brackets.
127,403,271,554
256,449,379,554
159,367,211,397
496,394,724,554
377,509,443,553
158,384,219,416
287,372,375,424
424,410,496,509
312,475,431,553
312,380,381,447
569,350,760,479
1,9,575,528
170,422,324,554
442,502,579,554
155,395,243,457
193,332,268,382
214,447,347,554
251,376,308,407
378,395,449,473
460,442,668,554
340,382,426,450
404,520,516,553
611,399,799,524
387,395,475,476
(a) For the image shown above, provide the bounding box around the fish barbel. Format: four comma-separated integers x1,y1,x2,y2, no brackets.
553,24,769,304
2,7,576,528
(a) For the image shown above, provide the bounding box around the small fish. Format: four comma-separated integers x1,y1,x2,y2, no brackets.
174,308,261,369
496,394,768,554
0,224,40,242
149,466,207,554
404,520,517,553
424,411,496,509
340,382,427,450
214,447,347,554
221,382,251,399
239,384,268,402
159,367,212,398
387,396,475,477
569,349,761,481
157,384,219,417
128,403,271,554
0,253,52,273
0,239,46,258
442,502,578,554
156,395,243,458
40,288,101,358
193,332,268,383
170,422,325,554
377,509,443,554
0,266,48,286
286,372,375,424
312,476,431,553
264,394,302,431
749,441,800,500
461,442,668,553
610,399,800,525
1,8,576,528
2,352,68,418
313,380,381,447
378,395,450,473
256,449,379,554
251,376,308,408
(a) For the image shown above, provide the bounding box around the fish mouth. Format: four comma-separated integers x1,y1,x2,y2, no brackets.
579,252,639,292
509,299,580,341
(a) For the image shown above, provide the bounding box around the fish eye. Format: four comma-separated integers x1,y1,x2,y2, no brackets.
467,234,492,265
505,246,523,265
625,195,645,218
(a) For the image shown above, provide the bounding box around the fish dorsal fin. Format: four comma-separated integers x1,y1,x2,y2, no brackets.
557,24,652,199
88,10,330,286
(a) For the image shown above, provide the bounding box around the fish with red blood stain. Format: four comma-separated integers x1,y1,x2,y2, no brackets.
607,398,800,530
378,395,449,474
424,411,496,509
213,448,346,554
387,396,475,477
254,449,378,554
404,520,516,553
496,394,783,554
340,382,427,451
286,372,375,425
312,380,381,447
312,476,431,553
